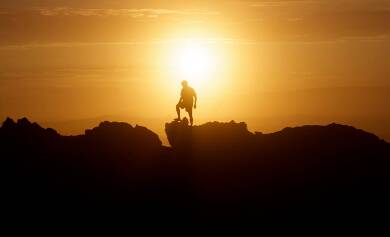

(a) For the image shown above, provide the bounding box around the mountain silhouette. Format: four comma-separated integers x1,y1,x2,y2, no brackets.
1,117,390,220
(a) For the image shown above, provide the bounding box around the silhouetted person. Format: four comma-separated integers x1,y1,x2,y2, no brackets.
176,80,197,126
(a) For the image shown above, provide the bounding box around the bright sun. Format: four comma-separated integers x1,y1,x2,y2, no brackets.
170,40,218,87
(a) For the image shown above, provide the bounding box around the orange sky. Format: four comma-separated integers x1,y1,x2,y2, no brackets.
1,0,390,141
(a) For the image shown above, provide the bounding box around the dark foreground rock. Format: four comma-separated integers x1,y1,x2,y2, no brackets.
1,117,390,220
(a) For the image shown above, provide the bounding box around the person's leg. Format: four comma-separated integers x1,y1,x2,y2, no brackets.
188,108,193,125
176,103,181,120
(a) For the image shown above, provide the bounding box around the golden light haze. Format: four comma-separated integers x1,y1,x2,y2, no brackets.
1,0,390,143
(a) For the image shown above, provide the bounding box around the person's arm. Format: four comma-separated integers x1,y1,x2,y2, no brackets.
193,90,197,109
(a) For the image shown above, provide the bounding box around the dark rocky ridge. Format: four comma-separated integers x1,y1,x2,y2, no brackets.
1,117,390,219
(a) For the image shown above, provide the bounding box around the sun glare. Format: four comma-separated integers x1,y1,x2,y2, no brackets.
170,40,218,88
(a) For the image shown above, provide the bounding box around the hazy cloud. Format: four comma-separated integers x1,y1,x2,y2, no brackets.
0,0,390,44
35,7,219,18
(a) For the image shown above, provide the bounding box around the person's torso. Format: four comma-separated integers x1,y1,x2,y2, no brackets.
181,87,194,104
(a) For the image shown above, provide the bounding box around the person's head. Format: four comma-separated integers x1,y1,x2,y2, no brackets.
181,80,188,88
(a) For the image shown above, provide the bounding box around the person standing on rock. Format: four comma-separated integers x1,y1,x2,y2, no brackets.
176,80,197,126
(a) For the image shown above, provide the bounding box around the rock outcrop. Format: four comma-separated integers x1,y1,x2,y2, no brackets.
1,117,390,219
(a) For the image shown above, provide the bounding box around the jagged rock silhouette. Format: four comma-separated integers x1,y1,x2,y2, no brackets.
1,117,390,219
1,117,59,138
165,119,390,210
